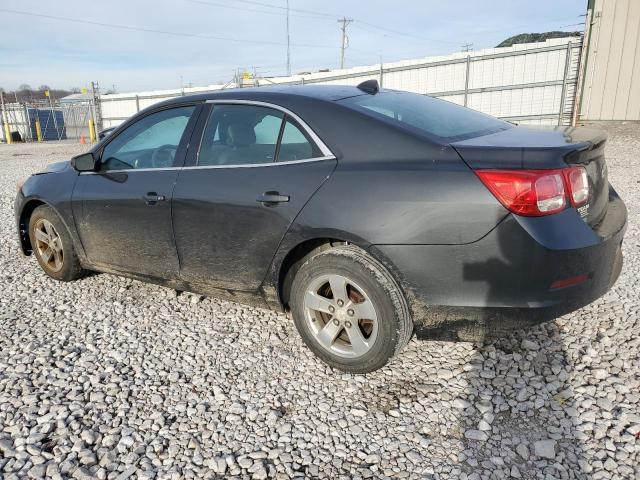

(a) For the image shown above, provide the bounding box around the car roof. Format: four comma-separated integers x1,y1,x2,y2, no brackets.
156,84,369,107
96,84,453,161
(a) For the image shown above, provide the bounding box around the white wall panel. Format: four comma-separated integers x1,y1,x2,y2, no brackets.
581,0,640,121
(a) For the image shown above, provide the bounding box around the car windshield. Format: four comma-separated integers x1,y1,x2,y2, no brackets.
339,91,511,142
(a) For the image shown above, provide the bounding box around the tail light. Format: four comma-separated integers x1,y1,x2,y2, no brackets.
566,167,589,207
476,166,589,217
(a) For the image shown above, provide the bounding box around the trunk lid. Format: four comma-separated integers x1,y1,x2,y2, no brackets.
451,126,609,226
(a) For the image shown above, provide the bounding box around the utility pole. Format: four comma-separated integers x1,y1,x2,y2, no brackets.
338,17,354,69
461,43,473,52
286,0,291,76
90,81,103,133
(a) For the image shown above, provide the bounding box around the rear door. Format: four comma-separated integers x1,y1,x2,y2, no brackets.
172,101,336,291
72,104,199,279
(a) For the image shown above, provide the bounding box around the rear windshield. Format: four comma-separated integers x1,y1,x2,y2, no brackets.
339,91,511,142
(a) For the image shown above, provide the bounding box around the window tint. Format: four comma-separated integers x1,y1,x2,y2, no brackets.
254,115,282,144
100,106,194,171
339,91,511,141
198,104,284,166
278,120,319,162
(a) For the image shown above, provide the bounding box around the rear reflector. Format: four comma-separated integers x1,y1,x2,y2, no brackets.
475,167,590,217
549,274,588,290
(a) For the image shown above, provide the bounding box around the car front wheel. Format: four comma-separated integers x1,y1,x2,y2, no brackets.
28,205,85,282
290,244,413,373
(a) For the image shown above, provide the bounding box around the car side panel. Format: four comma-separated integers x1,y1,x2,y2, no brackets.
72,170,181,278
260,149,508,308
16,167,86,259
292,154,507,246
269,146,506,253
172,158,337,291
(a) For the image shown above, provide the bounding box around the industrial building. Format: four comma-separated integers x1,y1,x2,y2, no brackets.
577,0,640,122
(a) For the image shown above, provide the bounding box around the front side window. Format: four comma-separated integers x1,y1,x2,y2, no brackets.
339,91,511,141
198,105,284,166
100,106,195,171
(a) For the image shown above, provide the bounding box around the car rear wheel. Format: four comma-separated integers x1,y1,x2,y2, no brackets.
290,244,413,373
29,205,84,282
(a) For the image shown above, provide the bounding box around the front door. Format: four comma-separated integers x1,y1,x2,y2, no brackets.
72,105,198,279
172,102,336,291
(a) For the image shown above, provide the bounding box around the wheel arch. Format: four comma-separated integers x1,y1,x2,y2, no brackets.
275,236,409,312
18,198,47,255
18,198,80,258
277,238,346,310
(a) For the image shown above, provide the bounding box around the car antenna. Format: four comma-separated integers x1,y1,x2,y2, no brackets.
357,79,379,94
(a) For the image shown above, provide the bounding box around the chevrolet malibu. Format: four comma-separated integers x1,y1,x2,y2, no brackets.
15,81,627,373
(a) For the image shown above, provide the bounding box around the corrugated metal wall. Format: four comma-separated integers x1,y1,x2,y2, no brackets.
100,37,582,128
579,0,640,121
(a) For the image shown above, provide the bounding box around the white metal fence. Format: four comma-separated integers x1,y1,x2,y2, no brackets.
270,38,582,126
99,37,584,130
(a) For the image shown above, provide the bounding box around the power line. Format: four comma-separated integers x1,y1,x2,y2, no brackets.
230,0,338,19
286,0,291,76
186,0,297,18
354,20,460,45
214,0,583,48
188,0,459,45
186,0,332,21
0,8,339,49
350,23,457,52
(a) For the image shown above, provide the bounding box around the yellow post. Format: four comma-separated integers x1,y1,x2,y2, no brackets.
35,120,42,142
0,90,10,144
3,122,11,144
88,119,96,143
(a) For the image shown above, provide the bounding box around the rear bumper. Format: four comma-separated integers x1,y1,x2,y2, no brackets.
372,188,627,341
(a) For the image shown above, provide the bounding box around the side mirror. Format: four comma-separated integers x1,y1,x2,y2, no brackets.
71,152,98,172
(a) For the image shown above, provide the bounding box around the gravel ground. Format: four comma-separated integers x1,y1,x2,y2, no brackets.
0,126,638,480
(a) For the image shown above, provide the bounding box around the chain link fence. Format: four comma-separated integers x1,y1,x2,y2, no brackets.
1,97,98,144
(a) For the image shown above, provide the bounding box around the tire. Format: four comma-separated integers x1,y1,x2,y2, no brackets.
28,205,84,282
290,244,413,373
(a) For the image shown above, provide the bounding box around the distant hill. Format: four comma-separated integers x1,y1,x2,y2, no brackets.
497,31,581,48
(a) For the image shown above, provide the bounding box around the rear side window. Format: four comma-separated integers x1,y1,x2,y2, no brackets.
278,120,321,162
198,104,284,166
198,103,323,166
339,91,511,141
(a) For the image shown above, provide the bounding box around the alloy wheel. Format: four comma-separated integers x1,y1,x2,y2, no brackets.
303,274,378,358
34,219,64,273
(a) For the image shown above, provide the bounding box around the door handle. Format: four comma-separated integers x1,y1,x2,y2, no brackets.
256,191,290,206
143,192,166,205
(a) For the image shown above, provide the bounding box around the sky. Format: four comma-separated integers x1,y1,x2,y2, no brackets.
0,0,587,94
